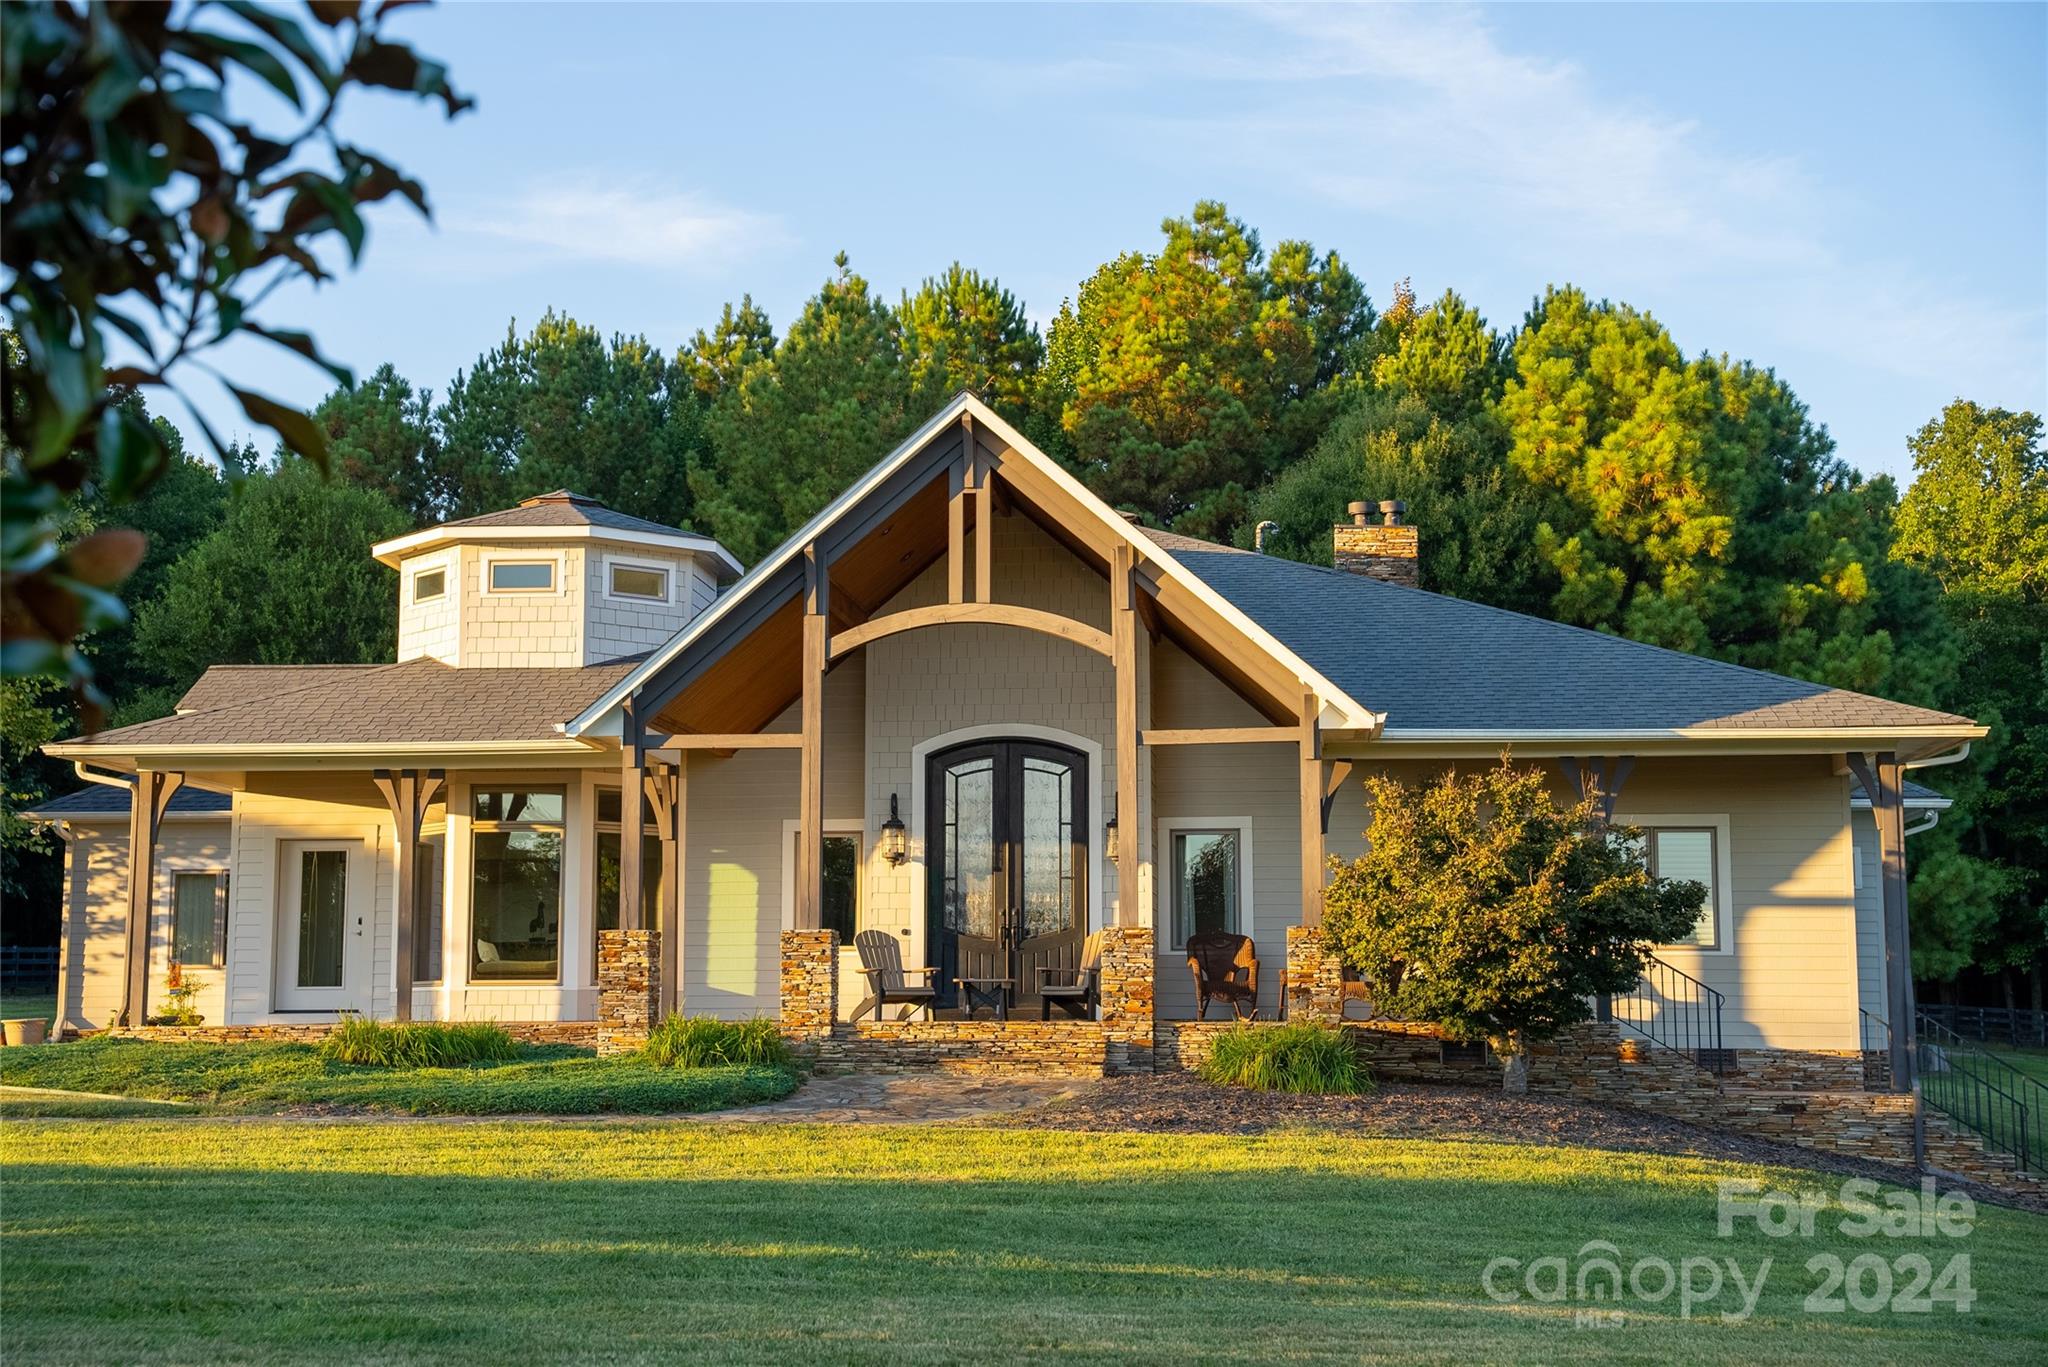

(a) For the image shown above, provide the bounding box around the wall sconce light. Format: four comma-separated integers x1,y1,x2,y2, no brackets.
881,793,908,865
1104,799,1119,864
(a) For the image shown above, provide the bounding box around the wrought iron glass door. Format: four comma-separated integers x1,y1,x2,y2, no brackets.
928,740,1087,1012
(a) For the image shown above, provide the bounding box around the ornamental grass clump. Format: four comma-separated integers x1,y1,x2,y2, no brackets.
319,1017,520,1068
642,1015,794,1070
1197,1022,1372,1095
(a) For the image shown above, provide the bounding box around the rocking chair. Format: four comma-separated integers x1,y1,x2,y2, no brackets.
1186,929,1259,1020
850,930,939,1022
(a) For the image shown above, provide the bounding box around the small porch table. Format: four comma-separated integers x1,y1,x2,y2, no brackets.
953,977,1014,1021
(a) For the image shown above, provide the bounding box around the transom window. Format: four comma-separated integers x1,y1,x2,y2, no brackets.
1625,826,1721,949
1168,827,1243,950
411,568,445,603
170,870,227,967
608,561,669,602
470,789,564,982
487,559,555,592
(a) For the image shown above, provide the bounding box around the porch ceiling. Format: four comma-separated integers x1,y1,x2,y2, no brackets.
649,473,955,735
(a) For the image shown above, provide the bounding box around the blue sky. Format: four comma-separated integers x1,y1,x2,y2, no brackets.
189,1,2046,485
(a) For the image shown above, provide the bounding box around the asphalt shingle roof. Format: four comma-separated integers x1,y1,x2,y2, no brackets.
66,657,641,748
175,665,383,714
438,490,693,538
1140,529,1972,734
25,785,231,819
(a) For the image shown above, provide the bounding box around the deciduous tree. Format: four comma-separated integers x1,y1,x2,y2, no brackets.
1321,757,1703,1092
1893,402,2047,1005
132,462,408,690
1,1,465,714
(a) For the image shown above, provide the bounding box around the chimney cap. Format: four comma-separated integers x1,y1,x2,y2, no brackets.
1379,499,1406,526
1347,500,1371,527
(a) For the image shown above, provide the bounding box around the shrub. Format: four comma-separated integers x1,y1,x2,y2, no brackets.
643,1015,794,1070
1197,1022,1371,1095
319,1018,520,1068
1322,754,1704,1091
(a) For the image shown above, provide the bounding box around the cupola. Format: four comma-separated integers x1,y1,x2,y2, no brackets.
369,492,742,668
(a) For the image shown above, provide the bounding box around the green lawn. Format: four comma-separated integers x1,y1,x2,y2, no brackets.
4,1121,2044,1363
1995,1047,2048,1087
0,1037,797,1117
0,988,56,1030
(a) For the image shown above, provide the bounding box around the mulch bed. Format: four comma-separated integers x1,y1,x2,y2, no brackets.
998,1073,2048,1213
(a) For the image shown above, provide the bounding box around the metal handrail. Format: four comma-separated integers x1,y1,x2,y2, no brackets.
1916,1012,2044,1175
1603,955,1728,1074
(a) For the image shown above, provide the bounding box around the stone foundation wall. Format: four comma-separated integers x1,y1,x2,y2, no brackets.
1098,925,1155,1074
597,929,660,1055
815,1020,1107,1077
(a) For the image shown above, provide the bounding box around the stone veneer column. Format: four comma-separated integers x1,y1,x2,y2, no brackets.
1098,925,1155,1073
1284,925,1344,1023
779,929,838,1042
597,928,660,1055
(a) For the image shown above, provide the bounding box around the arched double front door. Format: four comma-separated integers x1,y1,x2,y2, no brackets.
926,739,1089,1014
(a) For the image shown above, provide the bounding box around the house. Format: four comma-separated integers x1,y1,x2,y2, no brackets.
34,393,1982,1094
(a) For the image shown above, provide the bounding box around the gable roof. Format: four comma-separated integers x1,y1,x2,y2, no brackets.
564,393,1385,739
1139,529,1975,740
370,491,743,575
49,657,640,756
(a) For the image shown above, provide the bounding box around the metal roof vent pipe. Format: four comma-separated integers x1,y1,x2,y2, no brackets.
1333,498,1420,588
1254,520,1279,553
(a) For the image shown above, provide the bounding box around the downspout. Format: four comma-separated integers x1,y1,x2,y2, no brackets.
1895,741,1968,1175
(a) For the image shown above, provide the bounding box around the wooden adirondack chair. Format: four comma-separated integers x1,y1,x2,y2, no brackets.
1186,929,1259,1020
850,929,939,1022
1036,930,1106,1021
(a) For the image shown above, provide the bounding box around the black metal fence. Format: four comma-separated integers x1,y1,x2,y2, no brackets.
0,945,58,988
1916,1013,2045,1175
1917,1005,2048,1048
1601,956,1728,1074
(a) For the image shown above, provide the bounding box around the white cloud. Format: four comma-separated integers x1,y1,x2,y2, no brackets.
1155,4,1831,274
439,179,788,272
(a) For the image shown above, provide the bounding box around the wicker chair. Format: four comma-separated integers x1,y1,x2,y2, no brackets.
1186,929,1259,1020
1036,931,1106,1020
850,929,938,1022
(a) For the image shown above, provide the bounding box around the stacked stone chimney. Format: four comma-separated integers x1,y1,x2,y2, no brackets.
1332,500,1419,588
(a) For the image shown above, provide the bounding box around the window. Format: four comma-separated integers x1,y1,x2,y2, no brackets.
470,789,564,981
1169,828,1241,949
608,561,669,602
171,871,226,967
411,568,445,603
778,827,851,946
1636,827,1720,949
412,835,444,983
488,560,554,592
594,787,663,965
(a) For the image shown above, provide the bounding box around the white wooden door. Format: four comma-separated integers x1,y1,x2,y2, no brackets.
275,840,370,1012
